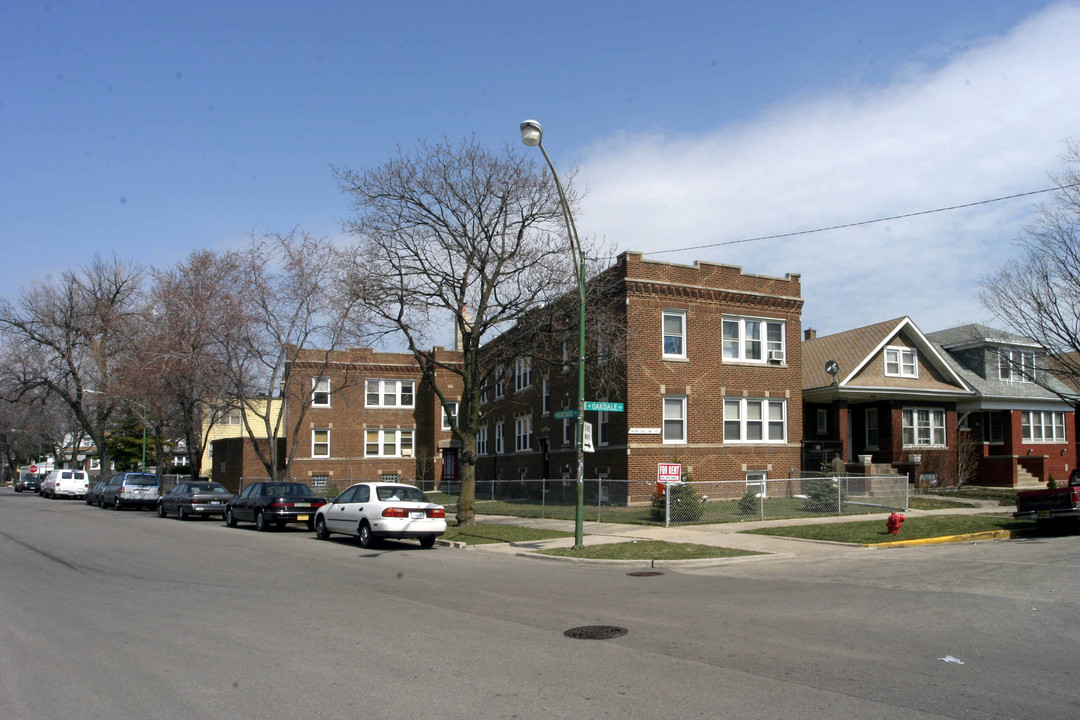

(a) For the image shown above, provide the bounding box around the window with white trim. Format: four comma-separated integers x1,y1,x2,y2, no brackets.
999,349,1036,383
222,408,242,425
722,316,785,363
494,365,506,399
515,415,532,452
598,411,610,446
1021,411,1066,442
746,470,767,498
562,418,572,446
495,422,504,454
541,376,550,415
663,309,687,359
441,402,458,431
982,410,1004,444
476,426,488,455
724,398,787,443
365,379,414,408
561,341,570,373
312,377,331,407
364,429,413,457
865,408,879,449
885,347,918,378
663,396,687,444
902,408,946,447
312,428,330,458
514,357,532,391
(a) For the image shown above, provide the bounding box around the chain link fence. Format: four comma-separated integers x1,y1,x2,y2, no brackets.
435,474,909,526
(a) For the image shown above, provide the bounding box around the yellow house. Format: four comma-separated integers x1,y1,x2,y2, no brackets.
200,398,284,476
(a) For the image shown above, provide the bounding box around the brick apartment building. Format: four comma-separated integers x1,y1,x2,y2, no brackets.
474,251,804,501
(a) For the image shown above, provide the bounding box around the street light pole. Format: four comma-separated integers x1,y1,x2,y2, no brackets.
520,119,587,549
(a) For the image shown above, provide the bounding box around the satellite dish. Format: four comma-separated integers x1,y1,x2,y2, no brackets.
825,360,839,376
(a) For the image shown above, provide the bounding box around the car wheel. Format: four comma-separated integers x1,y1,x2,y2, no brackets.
358,521,377,548
85,496,92,505
113,496,122,510
14,487,20,493
97,497,104,508
156,503,167,518
177,506,187,521
225,507,237,528
315,516,330,540
419,534,437,549
255,511,269,532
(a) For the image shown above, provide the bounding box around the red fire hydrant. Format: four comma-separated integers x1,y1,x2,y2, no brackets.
886,512,905,535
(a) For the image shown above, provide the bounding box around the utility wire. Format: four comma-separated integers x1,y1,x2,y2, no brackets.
641,181,1080,257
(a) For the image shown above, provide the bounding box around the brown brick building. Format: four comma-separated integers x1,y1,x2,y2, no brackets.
475,251,804,500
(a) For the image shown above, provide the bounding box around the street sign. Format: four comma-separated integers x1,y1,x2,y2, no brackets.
582,422,594,453
657,463,682,483
553,409,576,420
29,464,38,474
584,401,624,412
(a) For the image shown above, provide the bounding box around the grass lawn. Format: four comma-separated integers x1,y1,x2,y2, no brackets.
744,513,1033,545
918,487,1018,506
442,523,574,545
907,496,981,510
428,491,660,525
539,540,762,561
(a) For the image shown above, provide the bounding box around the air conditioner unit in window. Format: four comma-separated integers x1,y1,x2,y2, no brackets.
768,350,786,363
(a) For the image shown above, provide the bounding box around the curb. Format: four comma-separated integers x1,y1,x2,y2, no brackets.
863,529,1011,549
507,550,790,567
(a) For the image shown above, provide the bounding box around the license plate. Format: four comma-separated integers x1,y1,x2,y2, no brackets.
410,511,425,519
297,514,310,521
1037,509,1051,518
295,503,310,508
210,501,221,505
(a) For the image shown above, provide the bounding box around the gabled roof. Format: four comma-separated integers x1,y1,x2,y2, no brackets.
803,317,972,401
927,323,1041,351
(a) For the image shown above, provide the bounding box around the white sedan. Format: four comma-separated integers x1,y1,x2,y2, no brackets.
314,482,447,549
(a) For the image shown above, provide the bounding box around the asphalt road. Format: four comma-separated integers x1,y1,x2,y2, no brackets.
2,490,1079,720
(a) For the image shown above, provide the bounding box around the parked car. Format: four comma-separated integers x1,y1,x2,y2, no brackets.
313,482,446,548
157,481,233,520
14,471,43,493
40,469,90,499
100,472,160,510
224,481,326,531
85,480,108,506
1014,468,1080,526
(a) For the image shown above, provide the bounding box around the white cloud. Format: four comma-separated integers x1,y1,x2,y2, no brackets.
579,2,1080,336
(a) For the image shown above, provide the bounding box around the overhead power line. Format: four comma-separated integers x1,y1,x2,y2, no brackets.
642,181,1080,257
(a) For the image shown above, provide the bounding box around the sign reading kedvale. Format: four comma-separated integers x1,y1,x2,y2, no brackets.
657,463,682,483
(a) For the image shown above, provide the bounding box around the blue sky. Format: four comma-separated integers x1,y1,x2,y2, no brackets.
3,0,1077,337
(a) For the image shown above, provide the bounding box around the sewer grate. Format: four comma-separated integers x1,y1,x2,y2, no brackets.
564,625,629,640
627,571,664,577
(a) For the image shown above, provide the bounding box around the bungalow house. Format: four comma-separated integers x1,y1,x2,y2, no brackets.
802,317,974,485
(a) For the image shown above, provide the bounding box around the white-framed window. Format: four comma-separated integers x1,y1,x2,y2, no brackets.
515,415,532,452
442,402,458,431
480,385,488,404
662,309,687,359
885,347,918,378
495,422,504,454
541,376,550,415
724,398,787,443
312,377,331,407
312,428,330,458
865,408,879,449
982,410,1004,444
722,316,785,363
999,349,1036,383
364,429,413,457
598,411,610,446
816,408,828,434
902,408,946,447
476,426,488,455
365,379,415,408
514,357,532,391
746,470,767,498
1021,411,1066,443
494,365,506,399
222,408,242,425
562,418,572,446
561,341,570,374
663,395,687,444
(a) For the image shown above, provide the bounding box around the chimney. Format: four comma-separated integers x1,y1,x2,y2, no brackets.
804,328,817,341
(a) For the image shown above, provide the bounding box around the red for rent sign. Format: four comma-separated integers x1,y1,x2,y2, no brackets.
657,463,682,483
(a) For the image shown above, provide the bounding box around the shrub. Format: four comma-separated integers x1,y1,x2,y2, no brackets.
737,487,761,516
650,481,703,522
803,477,846,513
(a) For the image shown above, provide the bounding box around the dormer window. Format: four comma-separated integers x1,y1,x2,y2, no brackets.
999,349,1035,383
885,346,918,378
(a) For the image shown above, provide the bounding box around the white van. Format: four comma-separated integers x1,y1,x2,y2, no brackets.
41,469,90,500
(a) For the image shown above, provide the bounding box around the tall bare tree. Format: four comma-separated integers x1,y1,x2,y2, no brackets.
981,140,1080,388
0,255,143,478
220,230,357,481
335,136,618,526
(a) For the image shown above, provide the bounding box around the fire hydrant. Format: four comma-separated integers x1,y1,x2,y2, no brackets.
886,512,905,535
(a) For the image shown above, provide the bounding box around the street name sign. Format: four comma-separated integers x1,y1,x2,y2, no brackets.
584,401,624,412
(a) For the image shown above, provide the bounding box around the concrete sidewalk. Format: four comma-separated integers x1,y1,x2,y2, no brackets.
463,503,1011,565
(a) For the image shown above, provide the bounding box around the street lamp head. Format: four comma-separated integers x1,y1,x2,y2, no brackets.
520,119,543,147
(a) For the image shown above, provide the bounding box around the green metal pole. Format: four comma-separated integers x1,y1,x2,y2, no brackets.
575,257,586,548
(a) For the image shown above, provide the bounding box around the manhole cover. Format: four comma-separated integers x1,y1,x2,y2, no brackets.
627,571,663,577
564,625,628,640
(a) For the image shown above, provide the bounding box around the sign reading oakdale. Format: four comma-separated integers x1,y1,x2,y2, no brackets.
584,401,624,412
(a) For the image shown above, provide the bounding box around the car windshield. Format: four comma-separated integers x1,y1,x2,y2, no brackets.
375,485,429,503
126,474,158,486
263,483,313,496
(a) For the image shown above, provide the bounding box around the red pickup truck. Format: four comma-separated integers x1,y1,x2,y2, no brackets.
1014,469,1080,524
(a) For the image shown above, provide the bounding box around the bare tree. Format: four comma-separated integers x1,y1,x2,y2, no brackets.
0,255,143,478
335,136,620,526
220,230,357,481
981,140,1080,387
